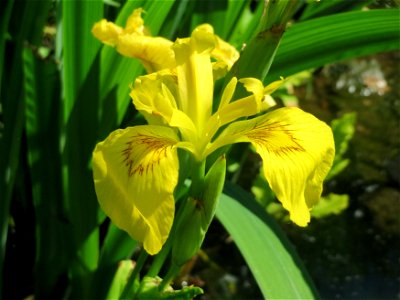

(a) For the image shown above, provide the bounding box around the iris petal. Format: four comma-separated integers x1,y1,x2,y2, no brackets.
92,126,180,254
208,107,335,226
92,9,175,73
173,25,215,132
116,35,175,73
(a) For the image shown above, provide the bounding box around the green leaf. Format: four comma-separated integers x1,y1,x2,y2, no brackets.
1,0,52,295
327,112,356,180
91,259,135,299
106,260,135,299
0,1,16,295
136,277,203,300
0,0,14,93
89,223,137,298
266,9,400,83
99,223,138,268
22,46,68,297
217,183,317,299
300,0,374,21
60,0,104,297
311,193,349,219
227,1,264,47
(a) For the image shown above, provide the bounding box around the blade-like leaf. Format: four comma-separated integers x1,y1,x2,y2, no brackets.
266,9,400,83
300,0,375,21
23,46,66,298
1,0,51,296
99,223,137,268
0,1,15,295
60,0,103,297
216,183,317,299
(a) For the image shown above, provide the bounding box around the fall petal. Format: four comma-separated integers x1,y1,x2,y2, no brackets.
209,107,335,226
93,126,180,254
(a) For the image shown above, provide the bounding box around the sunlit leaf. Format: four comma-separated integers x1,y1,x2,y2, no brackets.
266,9,400,83
311,193,349,219
217,183,318,299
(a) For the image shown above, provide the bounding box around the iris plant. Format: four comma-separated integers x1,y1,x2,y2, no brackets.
92,9,335,256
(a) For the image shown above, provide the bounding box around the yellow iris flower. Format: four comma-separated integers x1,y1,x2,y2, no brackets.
92,10,335,255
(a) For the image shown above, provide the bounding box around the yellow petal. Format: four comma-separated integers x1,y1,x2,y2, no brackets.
212,79,264,129
211,35,240,69
208,107,335,226
263,77,285,94
92,19,123,46
173,25,214,132
125,8,146,35
239,78,264,106
218,77,238,110
92,126,180,255
92,9,174,73
130,72,177,125
117,35,175,73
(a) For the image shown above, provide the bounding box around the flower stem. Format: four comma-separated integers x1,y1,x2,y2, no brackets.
146,237,172,277
120,249,148,299
158,263,181,292
189,158,206,199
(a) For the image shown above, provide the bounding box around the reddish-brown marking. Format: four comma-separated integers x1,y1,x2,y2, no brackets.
121,133,174,177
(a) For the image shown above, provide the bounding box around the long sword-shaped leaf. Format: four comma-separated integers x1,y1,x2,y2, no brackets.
23,47,66,298
216,183,317,299
1,0,51,296
0,1,15,295
300,0,374,21
266,9,400,83
61,0,103,297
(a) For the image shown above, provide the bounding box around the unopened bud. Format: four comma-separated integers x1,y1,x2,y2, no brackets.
172,156,226,266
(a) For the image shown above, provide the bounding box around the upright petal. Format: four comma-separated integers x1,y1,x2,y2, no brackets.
93,126,180,255
173,24,215,132
208,107,335,226
211,77,279,131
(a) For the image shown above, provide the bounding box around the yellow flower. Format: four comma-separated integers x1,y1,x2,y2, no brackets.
92,13,335,255
92,8,238,73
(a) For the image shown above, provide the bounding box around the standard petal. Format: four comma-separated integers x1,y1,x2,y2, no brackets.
117,34,175,73
209,107,335,226
93,126,180,255
173,24,215,132
92,19,123,46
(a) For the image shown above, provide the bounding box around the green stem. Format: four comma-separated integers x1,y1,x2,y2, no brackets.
120,249,148,299
146,237,172,277
158,264,181,292
189,158,206,198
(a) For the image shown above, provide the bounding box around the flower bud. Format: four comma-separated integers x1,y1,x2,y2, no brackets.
172,156,226,266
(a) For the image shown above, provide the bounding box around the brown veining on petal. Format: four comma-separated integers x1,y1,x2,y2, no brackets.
121,133,175,177
247,121,305,156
